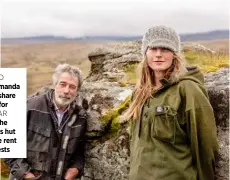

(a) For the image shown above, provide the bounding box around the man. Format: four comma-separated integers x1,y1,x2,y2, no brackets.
5,64,88,180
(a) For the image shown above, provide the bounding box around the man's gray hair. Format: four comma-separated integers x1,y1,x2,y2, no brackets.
52,64,83,89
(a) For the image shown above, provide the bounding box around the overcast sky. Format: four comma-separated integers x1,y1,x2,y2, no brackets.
1,0,229,38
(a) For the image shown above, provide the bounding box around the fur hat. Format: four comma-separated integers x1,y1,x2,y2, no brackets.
141,25,180,56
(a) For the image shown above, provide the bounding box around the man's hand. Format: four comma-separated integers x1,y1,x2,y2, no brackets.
64,168,79,180
24,172,35,179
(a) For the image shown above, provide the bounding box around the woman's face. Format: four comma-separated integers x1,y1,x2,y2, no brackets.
146,47,174,72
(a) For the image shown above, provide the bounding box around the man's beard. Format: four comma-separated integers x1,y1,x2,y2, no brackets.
54,92,75,108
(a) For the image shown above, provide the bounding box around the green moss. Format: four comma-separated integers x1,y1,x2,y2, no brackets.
117,96,130,114
120,63,138,84
119,82,126,87
110,117,121,134
123,63,138,72
100,109,118,122
100,96,131,137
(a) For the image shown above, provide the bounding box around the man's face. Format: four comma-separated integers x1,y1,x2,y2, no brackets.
146,47,174,72
54,72,79,108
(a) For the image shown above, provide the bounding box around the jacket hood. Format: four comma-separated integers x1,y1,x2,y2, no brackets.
179,66,204,85
158,66,204,91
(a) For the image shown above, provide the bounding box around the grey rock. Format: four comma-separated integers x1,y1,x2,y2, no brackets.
87,41,141,81
31,41,228,180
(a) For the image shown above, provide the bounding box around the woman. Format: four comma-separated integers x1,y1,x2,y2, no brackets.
124,26,218,180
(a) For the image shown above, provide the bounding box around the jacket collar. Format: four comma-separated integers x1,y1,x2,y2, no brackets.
153,78,174,96
159,78,171,86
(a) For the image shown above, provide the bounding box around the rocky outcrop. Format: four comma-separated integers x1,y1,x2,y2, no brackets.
80,69,229,180
23,41,230,180
87,41,141,82
86,41,217,83
204,68,229,180
181,42,216,54
78,41,228,180
83,41,229,180
78,81,133,138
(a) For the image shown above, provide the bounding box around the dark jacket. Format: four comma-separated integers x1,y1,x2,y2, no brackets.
129,67,218,180
5,89,87,180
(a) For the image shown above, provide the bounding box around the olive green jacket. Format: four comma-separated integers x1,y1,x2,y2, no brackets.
129,67,218,180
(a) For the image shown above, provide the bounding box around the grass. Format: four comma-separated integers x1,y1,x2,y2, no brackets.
1,41,111,95
184,50,229,73
120,49,229,84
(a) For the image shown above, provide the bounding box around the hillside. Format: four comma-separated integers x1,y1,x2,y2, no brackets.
2,30,229,44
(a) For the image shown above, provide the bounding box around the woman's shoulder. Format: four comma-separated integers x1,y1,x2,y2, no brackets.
177,66,205,93
177,79,211,110
178,79,201,89
177,79,208,98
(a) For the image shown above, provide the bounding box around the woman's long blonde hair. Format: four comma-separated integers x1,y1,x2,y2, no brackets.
124,53,187,120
